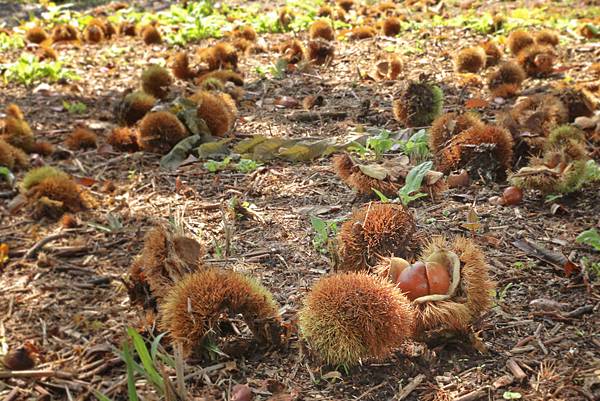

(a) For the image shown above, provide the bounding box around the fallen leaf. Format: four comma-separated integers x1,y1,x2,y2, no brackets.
231,384,253,401
160,135,202,170
529,298,569,312
465,97,489,109
447,169,470,188
274,96,299,109
461,207,481,233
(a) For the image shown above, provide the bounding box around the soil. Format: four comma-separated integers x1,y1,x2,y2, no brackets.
0,1,599,400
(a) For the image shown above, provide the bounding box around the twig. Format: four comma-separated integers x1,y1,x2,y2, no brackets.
0,370,74,379
506,358,527,382
288,110,347,122
356,381,387,401
393,374,425,401
564,305,593,318
22,233,69,260
2,387,20,401
453,387,489,401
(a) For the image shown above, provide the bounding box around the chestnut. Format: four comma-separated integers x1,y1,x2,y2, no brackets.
396,260,451,301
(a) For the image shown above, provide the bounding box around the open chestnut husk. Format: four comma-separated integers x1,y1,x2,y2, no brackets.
378,236,494,340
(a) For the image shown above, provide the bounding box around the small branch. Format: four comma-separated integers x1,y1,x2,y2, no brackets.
506,358,527,382
22,233,69,260
393,374,425,401
453,387,489,401
0,370,74,379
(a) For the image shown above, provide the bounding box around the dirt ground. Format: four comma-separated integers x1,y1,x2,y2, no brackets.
1,1,599,400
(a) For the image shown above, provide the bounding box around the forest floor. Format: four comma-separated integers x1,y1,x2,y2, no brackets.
1,1,599,400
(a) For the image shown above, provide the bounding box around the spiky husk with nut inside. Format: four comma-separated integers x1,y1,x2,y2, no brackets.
116,90,157,126
480,40,502,67
138,111,188,154
337,202,418,271
83,24,104,43
2,104,34,152
502,94,568,154
454,47,486,73
159,268,282,356
487,61,526,98
196,70,244,87
52,24,78,42
141,65,172,99
22,167,93,215
232,25,257,41
408,236,493,340
429,112,484,152
108,127,140,152
309,19,335,41
436,125,514,179
128,225,204,310
349,26,377,40
307,39,335,65
0,138,28,170
517,44,556,77
393,81,443,127
189,91,237,137
279,39,305,64
299,272,415,366
199,43,238,71
507,29,534,56
64,127,97,150
546,125,586,148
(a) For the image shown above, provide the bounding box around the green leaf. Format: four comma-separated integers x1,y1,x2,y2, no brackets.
92,390,114,401
371,188,390,202
160,135,202,170
122,341,140,401
196,138,232,159
503,391,522,399
233,135,267,154
402,161,433,195
576,228,600,252
150,332,168,363
128,327,165,393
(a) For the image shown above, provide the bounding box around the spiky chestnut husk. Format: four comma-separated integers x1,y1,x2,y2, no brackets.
83,24,104,43
141,65,172,99
505,94,568,153
141,24,162,45
317,4,333,17
278,7,293,29
0,138,28,170
307,39,335,65
26,175,91,213
196,69,244,86
411,236,493,338
128,225,204,310
232,25,257,41
535,29,559,47
107,127,140,152
159,268,282,356
2,104,34,152
189,91,237,137
507,29,534,56
454,47,486,73
279,39,305,64
332,153,400,197
138,111,188,154
309,19,335,41
198,77,225,92
393,81,443,127
487,61,526,98
382,17,401,36
52,24,78,42
546,125,586,149
64,127,97,150
337,202,418,272
119,21,137,36
436,125,514,178
36,45,58,61
299,272,414,367
350,26,376,40
21,166,67,191
555,88,595,122
29,141,54,156
171,52,196,80
480,40,502,67
116,90,156,126
199,43,238,71
517,44,556,77
25,27,48,44
429,112,484,152
337,0,354,12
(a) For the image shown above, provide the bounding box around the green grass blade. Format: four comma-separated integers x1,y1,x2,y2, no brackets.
122,341,140,401
127,327,165,393
92,390,114,401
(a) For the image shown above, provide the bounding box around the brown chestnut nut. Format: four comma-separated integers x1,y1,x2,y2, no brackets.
396,261,451,301
502,186,523,206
